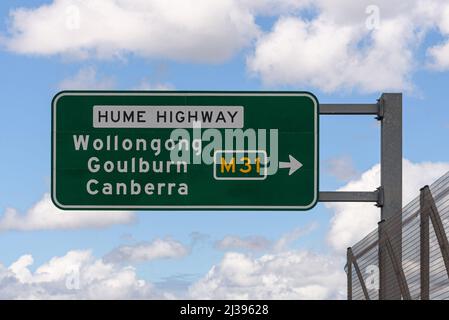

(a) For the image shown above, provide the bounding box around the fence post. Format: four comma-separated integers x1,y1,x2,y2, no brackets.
350,248,371,300
379,219,411,299
422,186,449,280
347,247,352,300
420,187,430,300
378,219,386,300
378,93,403,300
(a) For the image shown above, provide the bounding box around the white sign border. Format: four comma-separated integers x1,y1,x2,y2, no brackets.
52,91,318,210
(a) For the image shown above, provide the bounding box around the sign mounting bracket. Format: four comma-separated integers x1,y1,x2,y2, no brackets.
319,93,402,300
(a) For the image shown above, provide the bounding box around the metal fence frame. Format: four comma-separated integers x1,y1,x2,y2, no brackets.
346,176,449,300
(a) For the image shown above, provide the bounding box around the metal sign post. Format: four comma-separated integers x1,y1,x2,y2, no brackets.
319,93,403,300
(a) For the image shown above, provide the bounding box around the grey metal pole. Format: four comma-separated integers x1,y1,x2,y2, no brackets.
378,93,403,300
378,219,386,300
347,247,353,300
319,191,381,204
420,187,430,300
320,94,403,300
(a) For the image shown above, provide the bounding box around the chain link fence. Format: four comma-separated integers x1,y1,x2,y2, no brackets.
346,171,449,300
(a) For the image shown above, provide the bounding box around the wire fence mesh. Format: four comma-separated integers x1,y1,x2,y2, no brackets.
346,171,449,300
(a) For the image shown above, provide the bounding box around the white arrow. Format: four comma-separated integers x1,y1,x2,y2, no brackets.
279,155,303,175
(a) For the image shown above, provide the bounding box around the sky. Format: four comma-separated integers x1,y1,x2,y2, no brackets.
0,0,449,299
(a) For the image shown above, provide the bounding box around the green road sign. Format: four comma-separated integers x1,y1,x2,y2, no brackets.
51,91,319,210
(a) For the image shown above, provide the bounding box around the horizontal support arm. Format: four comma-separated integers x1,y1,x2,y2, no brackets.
319,190,382,205
320,104,379,115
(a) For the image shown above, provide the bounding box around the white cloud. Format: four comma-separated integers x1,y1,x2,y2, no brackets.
1,250,154,299
58,66,115,90
0,227,346,300
189,251,345,299
104,238,189,264
3,0,259,63
191,225,346,300
215,235,271,251
248,12,413,92
324,155,359,182
8,255,33,283
2,247,345,300
215,224,316,252
3,0,449,91
327,159,449,253
428,42,449,70
133,79,174,91
427,4,449,70
0,193,135,231
58,67,175,91
247,0,449,92
240,0,311,16
272,224,317,252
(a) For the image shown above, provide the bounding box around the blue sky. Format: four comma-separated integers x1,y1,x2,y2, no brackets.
0,0,449,299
